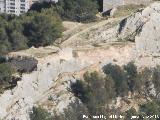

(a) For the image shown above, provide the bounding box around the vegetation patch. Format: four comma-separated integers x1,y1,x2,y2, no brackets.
29,106,53,120
69,62,160,119
0,8,62,54
0,63,14,93
29,62,160,120
30,0,98,23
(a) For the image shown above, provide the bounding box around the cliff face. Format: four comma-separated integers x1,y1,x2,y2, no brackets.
117,2,160,54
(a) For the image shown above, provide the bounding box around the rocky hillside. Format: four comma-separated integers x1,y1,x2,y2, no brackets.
1,2,160,120
118,2,160,54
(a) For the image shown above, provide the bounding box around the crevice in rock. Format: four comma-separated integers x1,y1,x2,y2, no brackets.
118,18,128,34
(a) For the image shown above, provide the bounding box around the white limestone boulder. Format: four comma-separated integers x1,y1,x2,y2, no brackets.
117,2,160,54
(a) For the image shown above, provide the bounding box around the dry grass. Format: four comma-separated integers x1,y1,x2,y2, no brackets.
113,4,145,17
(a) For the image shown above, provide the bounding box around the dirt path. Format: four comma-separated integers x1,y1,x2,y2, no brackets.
60,17,123,47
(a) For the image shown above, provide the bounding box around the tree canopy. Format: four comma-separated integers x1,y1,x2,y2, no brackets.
24,9,62,47
55,0,98,22
0,8,62,54
0,63,14,93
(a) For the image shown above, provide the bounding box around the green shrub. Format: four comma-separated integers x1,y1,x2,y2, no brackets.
152,66,160,93
103,64,128,96
9,31,28,50
124,108,138,120
0,56,7,63
55,0,98,22
0,63,14,93
104,75,116,102
0,18,11,54
70,65,160,119
0,8,63,54
140,101,160,116
103,63,147,96
71,71,116,115
29,0,99,22
52,100,89,120
30,103,87,120
71,80,90,103
29,1,55,12
124,62,143,93
0,15,27,53
124,62,137,78
29,107,53,120
24,9,62,47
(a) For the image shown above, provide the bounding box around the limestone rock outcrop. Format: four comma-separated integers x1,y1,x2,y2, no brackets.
117,2,160,54
0,45,135,120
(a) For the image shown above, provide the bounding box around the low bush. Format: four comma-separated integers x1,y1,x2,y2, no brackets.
123,108,138,120
103,63,128,96
71,71,116,115
29,106,53,120
24,9,62,47
54,0,98,22
140,101,160,116
0,63,14,93
0,8,62,54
